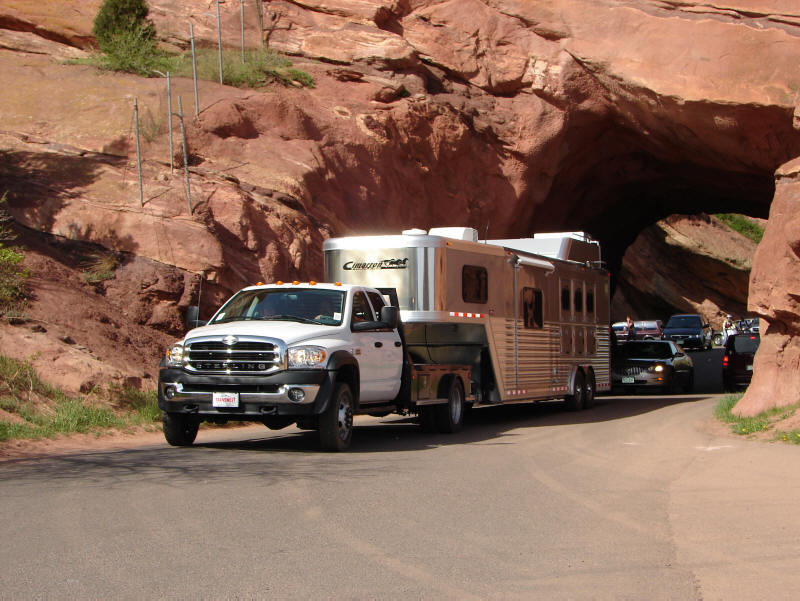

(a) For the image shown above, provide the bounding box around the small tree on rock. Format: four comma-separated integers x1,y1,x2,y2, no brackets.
93,0,156,53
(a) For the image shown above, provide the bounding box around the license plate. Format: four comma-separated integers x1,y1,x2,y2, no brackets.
213,392,239,408
622,376,635,384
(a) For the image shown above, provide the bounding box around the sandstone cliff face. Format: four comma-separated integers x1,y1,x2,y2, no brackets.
0,0,799,407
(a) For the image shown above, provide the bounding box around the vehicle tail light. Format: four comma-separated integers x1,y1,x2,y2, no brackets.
722,355,729,367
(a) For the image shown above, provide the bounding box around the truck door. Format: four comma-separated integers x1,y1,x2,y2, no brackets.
351,291,402,402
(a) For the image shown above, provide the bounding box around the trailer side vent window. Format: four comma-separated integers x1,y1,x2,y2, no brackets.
462,265,488,304
561,287,570,312
586,289,595,315
522,288,543,329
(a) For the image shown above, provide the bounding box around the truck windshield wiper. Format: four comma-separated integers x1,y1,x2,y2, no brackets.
259,315,317,324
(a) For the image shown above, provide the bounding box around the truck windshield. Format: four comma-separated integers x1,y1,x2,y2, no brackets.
666,315,702,328
211,289,346,326
617,342,674,359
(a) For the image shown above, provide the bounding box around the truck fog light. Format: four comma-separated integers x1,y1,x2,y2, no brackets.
164,385,177,400
288,388,305,402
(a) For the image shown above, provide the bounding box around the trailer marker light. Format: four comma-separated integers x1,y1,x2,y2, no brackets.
309,281,317,285
276,280,284,285
450,312,486,318
256,281,264,286
292,280,300,285
335,282,342,286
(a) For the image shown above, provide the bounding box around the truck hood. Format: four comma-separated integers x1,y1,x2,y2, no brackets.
183,320,342,346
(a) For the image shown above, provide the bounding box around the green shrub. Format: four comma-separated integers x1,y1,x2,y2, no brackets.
93,0,155,53
91,29,175,76
0,194,28,317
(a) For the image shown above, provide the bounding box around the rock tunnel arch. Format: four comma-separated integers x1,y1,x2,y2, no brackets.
506,103,799,417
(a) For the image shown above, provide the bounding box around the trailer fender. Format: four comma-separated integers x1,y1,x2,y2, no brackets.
567,366,585,397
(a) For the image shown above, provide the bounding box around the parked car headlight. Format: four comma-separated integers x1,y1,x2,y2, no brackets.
288,346,327,369
648,364,665,373
167,343,186,367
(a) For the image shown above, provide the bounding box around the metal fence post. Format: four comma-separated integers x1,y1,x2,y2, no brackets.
190,23,199,117
177,96,193,214
216,0,224,85
166,72,174,173
133,97,144,207
255,0,264,47
240,0,246,63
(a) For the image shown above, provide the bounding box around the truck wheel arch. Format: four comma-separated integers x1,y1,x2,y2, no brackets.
326,351,360,409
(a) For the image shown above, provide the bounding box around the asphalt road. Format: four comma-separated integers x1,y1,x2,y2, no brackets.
3,349,799,599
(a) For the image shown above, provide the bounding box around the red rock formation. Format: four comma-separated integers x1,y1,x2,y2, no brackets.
0,0,799,406
735,158,800,416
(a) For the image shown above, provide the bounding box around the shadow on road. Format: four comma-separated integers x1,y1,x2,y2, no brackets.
0,350,728,480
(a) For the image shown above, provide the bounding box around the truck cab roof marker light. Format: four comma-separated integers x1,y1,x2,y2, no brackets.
276,280,284,285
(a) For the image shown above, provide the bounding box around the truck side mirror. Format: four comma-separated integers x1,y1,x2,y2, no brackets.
380,306,399,329
186,305,207,329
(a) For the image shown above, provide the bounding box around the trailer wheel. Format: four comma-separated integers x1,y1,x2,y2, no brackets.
435,378,465,433
319,382,354,451
584,371,596,409
565,371,586,411
162,412,199,446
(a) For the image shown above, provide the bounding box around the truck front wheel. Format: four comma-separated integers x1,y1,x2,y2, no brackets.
319,382,354,451
162,412,199,446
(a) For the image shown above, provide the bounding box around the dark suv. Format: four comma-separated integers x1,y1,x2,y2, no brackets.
663,314,712,351
723,333,760,391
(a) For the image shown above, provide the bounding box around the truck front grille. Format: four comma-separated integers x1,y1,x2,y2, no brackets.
185,340,283,373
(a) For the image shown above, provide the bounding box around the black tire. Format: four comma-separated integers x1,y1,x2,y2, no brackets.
162,412,199,446
435,378,465,434
565,371,586,411
319,382,354,451
584,371,596,409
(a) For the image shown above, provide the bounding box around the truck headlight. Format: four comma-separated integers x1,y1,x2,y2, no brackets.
167,343,186,367
288,346,327,369
648,364,665,373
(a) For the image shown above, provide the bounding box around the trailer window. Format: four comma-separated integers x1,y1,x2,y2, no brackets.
561,286,571,312
522,288,543,329
462,265,488,304
573,285,583,313
586,289,595,315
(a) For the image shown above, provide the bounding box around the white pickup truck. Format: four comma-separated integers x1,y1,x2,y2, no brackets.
158,282,471,450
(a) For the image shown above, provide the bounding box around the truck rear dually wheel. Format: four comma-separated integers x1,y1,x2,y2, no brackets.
319,382,354,451
162,412,199,446
435,378,465,434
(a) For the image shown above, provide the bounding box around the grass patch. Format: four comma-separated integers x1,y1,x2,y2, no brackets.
714,393,800,440
0,354,160,442
170,47,314,89
81,250,119,284
715,213,765,244
73,39,314,89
